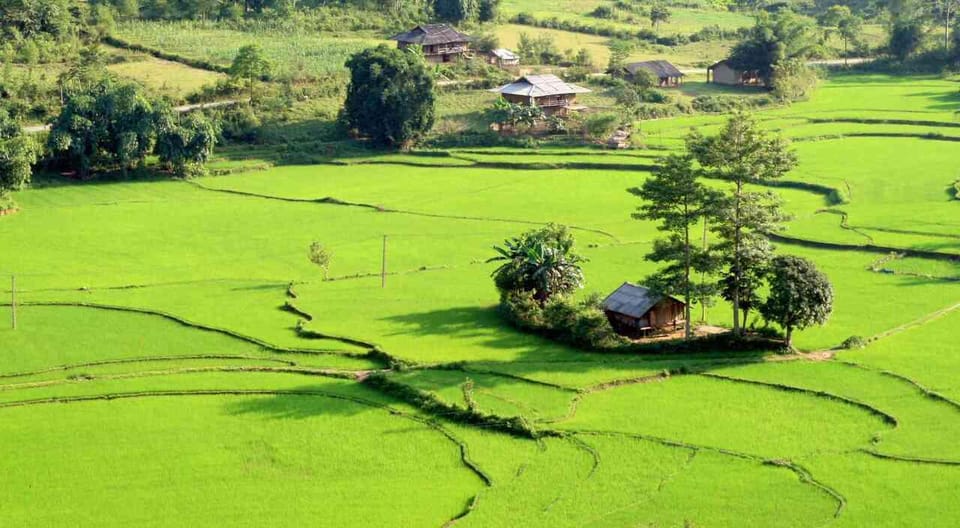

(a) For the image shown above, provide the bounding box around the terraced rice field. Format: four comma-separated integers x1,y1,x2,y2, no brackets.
1,74,959,526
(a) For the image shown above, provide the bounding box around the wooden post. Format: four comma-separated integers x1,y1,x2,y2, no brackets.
10,275,16,330
381,235,388,288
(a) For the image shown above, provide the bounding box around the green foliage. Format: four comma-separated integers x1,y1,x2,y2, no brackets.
342,45,436,148
760,255,834,347
630,154,721,338
229,44,271,100
499,291,626,350
729,11,817,83
650,3,672,35
0,109,37,197
489,98,544,130
606,39,633,73
489,224,586,302
770,58,819,102
434,0,478,22
155,112,220,178
48,79,217,178
888,19,924,60
582,112,620,141
517,32,562,64
688,112,797,334
48,79,160,177
307,241,333,280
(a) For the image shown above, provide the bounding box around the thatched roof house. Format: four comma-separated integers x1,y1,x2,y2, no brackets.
602,283,686,336
491,74,591,116
623,60,685,87
390,24,471,63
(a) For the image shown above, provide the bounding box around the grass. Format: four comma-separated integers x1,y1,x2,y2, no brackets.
106,52,226,100
113,20,387,79
2,72,960,525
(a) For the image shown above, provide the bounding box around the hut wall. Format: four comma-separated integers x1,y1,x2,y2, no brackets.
711,63,741,85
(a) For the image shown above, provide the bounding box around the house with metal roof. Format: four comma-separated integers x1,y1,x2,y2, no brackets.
602,282,686,336
490,74,592,116
390,24,472,63
622,60,685,87
487,48,520,68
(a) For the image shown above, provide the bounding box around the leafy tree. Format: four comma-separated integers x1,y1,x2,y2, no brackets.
1,0,80,39
490,98,544,131
229,44,271,101
607,39,633,73
729,11,816,84
308,241,333,280
0,108,36,197
155,111,219,177
687,112,797,335
478,0,499,21
489,224,586,303
434,0,477,22
342,44,436,148
49,80,160,178
836,11,864,61
934,0,960,51
760,255,833,348
888,19,924,60
650,4,672,36
770,58,818,102
630,155,721,339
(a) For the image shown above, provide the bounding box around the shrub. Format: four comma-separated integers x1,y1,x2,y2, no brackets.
582,112,621,141
841,335,867,349
499,290,546,330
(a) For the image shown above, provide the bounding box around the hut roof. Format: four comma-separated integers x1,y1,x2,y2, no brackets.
389,24,472,45
708,59,734,70
490,74,591,97
489,48,519,61
624,60,685,78
602,282,683,319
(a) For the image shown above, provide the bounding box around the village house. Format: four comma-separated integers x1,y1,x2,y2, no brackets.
490,74,591,116
390,24,472,63
602,282,686,337
622,60,685,87
707,59,763,86
486,48,520,68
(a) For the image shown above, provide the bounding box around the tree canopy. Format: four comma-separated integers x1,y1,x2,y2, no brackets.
761,255,833,348
729,11,816,83
0,108,36,198
489,224,586,303
342,44,436,148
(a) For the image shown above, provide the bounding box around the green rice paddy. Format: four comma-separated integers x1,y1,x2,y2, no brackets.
1,73,959,526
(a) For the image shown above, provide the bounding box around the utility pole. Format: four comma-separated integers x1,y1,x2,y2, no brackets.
381,235,388,288
11,275,16,330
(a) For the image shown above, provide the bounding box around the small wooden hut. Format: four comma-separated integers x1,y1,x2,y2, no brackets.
390,24,472,63
490,74,591,116
487,48,520,68
602,283,686,337
622,60,685,87
707,60,763,86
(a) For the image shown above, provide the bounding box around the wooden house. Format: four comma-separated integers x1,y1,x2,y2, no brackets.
490,74,591,116
707,60,763,86
622,60,685,87
602,283,686,337
390,24,472,64
487,48,520,68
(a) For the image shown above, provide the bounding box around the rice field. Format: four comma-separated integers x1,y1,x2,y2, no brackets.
1,73,959,526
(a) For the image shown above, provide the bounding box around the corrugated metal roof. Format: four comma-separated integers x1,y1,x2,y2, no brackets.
490,48,519,60
490,74,591,97
602,282,682,319
624,60,685,78
389,24,471,45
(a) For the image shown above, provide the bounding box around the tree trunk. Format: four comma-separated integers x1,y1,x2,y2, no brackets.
732,179,743,335
785,326,793,349
684,214,692,340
